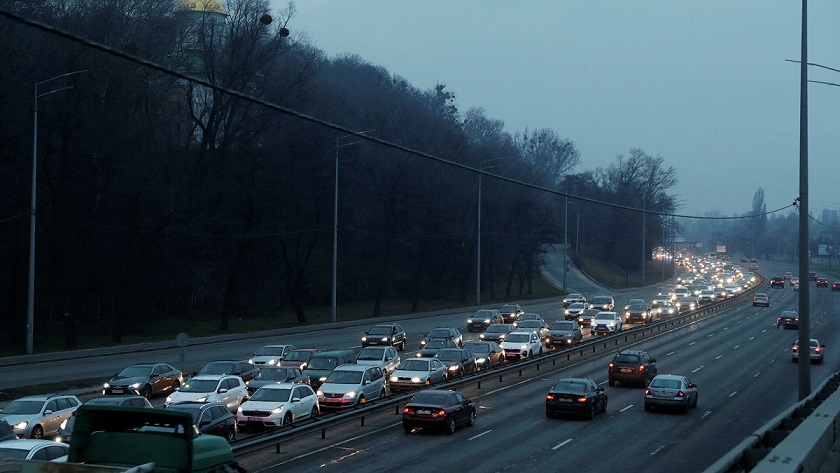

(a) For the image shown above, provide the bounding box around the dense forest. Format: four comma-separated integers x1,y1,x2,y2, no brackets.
0,0,679,353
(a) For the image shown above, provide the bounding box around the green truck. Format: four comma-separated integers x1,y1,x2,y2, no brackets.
0,405,244,473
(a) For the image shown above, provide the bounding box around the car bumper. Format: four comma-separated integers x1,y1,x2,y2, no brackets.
402,415,448,429
610,370,646,384
467,322,490,331
318,397,357,408
645,396,689,408
389,381,428,391
237,412,285,427
103,387,141,396
545,337,576,348
546,400,590,415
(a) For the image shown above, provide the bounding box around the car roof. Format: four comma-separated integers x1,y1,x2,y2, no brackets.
330,364,373,372
260,344,293,348
507,330,535,335
0,439,65,449
165,401,224,410
14,394,74,401
189,374,229,381
652,374,686,381
595,311,617,316
616,349,645,355
250,382,301,389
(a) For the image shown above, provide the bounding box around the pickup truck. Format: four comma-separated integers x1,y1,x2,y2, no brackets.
1,405,244,473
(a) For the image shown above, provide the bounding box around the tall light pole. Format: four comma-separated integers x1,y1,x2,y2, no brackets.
641,200,646,287
27,70,86,355
476,158,503,306
332,129,375,323
563,196,569,293
797,0,810,400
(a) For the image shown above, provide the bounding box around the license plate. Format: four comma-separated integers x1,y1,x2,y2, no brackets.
247,417,262,422
558,398,573,402
620,368,633,373
111,389,124,394
324,398,340,402
417,409,431,414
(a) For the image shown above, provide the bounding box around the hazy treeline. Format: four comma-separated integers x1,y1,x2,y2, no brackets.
0,0,677,351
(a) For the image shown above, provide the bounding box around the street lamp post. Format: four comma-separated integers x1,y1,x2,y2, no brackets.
332,129,375,323
476,158,503,306
27,70,86,355
563,196,569,293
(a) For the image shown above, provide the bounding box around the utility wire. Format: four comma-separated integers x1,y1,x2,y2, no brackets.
0,8,795,221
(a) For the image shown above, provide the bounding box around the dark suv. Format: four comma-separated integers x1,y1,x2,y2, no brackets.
770,277,785,288
498,304,524,324
590,295,615,312
608,350,657,387
420,327,463,348
362,323,407,350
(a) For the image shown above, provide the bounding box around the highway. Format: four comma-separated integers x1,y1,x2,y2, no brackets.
3,256,837,473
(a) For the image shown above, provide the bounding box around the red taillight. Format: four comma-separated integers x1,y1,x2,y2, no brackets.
815,348,821,353
403,407,411,414
608,363,614,372
577,397,588,403
546,394,555,401
431,409,446,417
638,365,646,373
676,391,685,398
792,346,798,352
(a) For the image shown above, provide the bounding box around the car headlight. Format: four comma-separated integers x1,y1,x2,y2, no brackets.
476,357,487,363
362,336,368,342
499,334,506,339
195,397,208,403
166,396,172,403
316,390,324,396
12,421,28,430
479,333,485,339
272,406,284,414
381,337,389,342
268,359,277,365
103,383,110,389
448,365,460,371
129,383,141,389
411,377,422,383
248,358,254,364
345,391,357,398
483,319,490,324
467,319,473,323
60,419,68,430
420,340,427,347
319,377,327,382
237,406,243,413
564,310,570,315
545,338,551,343
520,344,528,350
390,376,398,382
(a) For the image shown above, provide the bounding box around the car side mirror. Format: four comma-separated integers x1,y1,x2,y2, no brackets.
363,380,371,385
291,397,300,403
44,410,53,415
200,420,211,426
822,344,827,348
218,388,228,394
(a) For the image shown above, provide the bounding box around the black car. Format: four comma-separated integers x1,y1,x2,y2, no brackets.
434,348,477,378
545,320,583,348
777,311,799,329
462,341,504,370
467,309,503,332
402,390,476,434
420,327,462,348
57,395,152,443
362,323,407,350
817,278,829,288
545,378,607,420
590,295,615,311
416,339,459,358
104,363,183,398
608,350,657,387
195,361,259,382
770,277,785,288
244,367,310,395
625,303,654,324
164,401,238,442
498,303,524,324
479,324,516,342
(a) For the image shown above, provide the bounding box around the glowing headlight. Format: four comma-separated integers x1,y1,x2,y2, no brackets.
362,336,368,342
390,376,398,382
411,377,422,383
195,396,208,402
248,358,254,364
12,421,28,430
499,334,506,339
476,357,486,363
345,391,357,398
300,363,307,369
381,337,389,342
237,406,243,413
319,377,327,382
129,383,141,389
416,353,422,357
420,340,427,347
448,365,460,371
103,383,110,389
271,406,284,414
479,333,485,339
166,396,172,403
564,310,570,315
483,319,490,324
316,390,324,396
467,319,473,324
60,419,68,430
520,344,528,350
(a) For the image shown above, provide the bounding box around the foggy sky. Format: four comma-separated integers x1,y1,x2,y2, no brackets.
275,1,840,219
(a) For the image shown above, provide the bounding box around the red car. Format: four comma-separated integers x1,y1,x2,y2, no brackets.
402,389,476,434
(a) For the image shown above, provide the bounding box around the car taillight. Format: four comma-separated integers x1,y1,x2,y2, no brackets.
676,391,685,398
577,397,588,403
645,388,651,395
431,409,446,417
815,348,821,353
639,365,646,373
608,363,614,372
546,394,555,401
403,407,412,414
792,346,798,352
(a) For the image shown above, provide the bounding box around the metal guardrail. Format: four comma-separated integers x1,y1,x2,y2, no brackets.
231,276,766,457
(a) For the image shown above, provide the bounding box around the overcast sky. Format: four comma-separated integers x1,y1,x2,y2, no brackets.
273,1,840,219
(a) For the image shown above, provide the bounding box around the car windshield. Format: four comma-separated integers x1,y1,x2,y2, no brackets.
255,347,286,356
475,310,495,317
198,363,235,375
250,388,291,403
285,351,314,361
552,380,586,394
357,348,386,361
518,321,540,328
254,369,291,381
649,378,682,389
0,448,28,459
592,298,611,304
410,392,448,406
368,326,392,335
500,305,518,313
504,333,530,343
1,400,44,415
179,379,218,393
551,321,575,331
614,353,640,363
629,305,646,311
434,350,464,362
594,315,614,321
463,343,490,355
325,371,363,385
424,340,449,349
427,329,451,338
398,359,429,371
485,325,509,333
117,366,152,377
568,303,586,310
307,357,339,370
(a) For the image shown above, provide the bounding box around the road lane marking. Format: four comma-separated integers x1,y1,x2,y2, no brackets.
754,372,761,378
708,334,715,337
667,351,675,356
620,405,634,413
749,336,755,340
689,342,696,345
715,355,722,360
469,430,492,441
651,445,665,455
702,410,712,419
734,345,740,349
268,421,402,468
762,329,767,333
552,439,573,450
723,327,729,331
729,391,738,398
692,366,704,372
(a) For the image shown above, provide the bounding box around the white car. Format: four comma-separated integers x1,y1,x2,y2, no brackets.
165,375,248,413
0,439,69,461
793,338,825,364
236,383,319,429
499,330,544,361
356,346,401,375
388,358,448,392
564,302,589,320
651,294,670,307
591,312,623,335
249,344,295,366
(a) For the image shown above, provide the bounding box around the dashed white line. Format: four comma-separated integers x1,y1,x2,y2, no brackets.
715,355,722,360
469,430,492,441
702,410,712,419
749,336,755,340
667,351,675,356
689,342,696,345
552,439,574,450
692,366,704,373
620,405,634,413
762,329,767,333
723,327,729,331
733,345,740,349
650,445,666,455
754,372,761,378
729,391,738,398
707,334,715,337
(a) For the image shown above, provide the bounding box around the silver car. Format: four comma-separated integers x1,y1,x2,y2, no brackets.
317,365,386,408
644,374,698,414
356,346,401,375
792,338,825,364
0,394,81,439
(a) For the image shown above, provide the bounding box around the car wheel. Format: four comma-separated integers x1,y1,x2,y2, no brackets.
691,395,698,408
601,398,608,413
538,347,543,355
608,379,615,387
458,367,465,378
793,357,798,363
528,350,533,358
445,417,457,435
310,406,319,419
588,404,596,420
467,410,476,426
142,385,153,399
682,402,690,414
546,411,554,419
31,425,43,439
226,428,236,442
282,413,293,425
